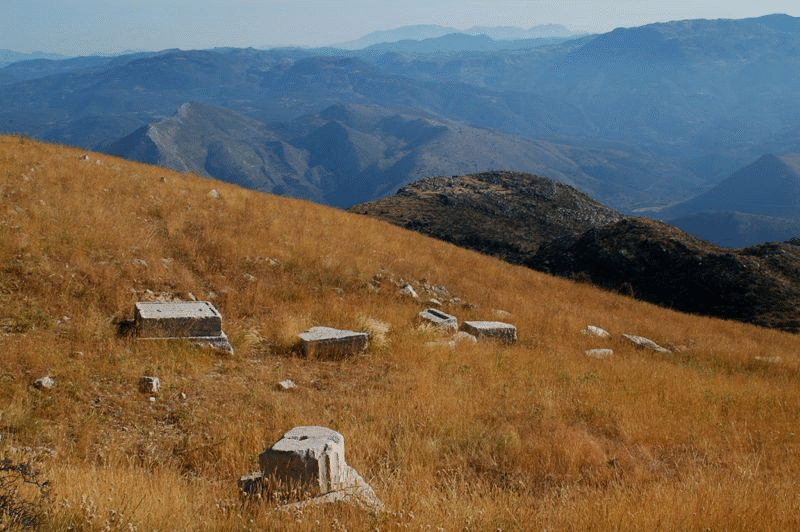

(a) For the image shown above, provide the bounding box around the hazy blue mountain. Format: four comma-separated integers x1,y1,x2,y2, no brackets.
334,24,577,50
358,33,578,55
0,50,68,67
662,154,800,220
669,211,800,248
465,24,575,39
332,25,463,49
102,102,326,201
101,101,700,209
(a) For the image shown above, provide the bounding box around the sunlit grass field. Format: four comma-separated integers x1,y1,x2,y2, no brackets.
0,135,798,530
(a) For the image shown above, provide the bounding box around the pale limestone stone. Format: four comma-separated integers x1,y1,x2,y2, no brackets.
254,426,384,512
460,321,517,344
259,426,346,496
453,331,477,345
276,379,297,391
400,284,418,299
33,376,54,390
622,334,670,353
134,301,222,338
581,325,611,338
585,348,614,359
298,327,368,359
417,308,458,332
132,301,233,353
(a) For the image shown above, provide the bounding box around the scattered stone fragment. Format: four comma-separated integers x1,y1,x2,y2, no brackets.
417,308,458,332
255,426,383,512
585,348,614,359
622,333,670,353
459,321,517,344
581,325,611,338
276,379,297,391
493,309,513,319
208,188,220,199
239,471,265,495
298,326,368,359
428,298,442,307
139,376,161,394
400,283,418,299
33,376,54,390
452,331,477,345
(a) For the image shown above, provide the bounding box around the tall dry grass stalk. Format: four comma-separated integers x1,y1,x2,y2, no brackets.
0,136,798,529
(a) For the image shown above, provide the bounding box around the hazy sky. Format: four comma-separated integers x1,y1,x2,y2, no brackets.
4,0,800,56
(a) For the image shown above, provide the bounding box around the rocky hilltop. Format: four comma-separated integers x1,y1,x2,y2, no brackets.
352,172,800,332
348,171,624,264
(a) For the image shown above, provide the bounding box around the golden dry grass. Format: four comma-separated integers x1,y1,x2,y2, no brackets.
0,135,799,530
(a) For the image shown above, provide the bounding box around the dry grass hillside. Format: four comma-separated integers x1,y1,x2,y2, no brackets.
0,135,799,530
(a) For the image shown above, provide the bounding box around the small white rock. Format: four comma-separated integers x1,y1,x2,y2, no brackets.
581,325,611,338
622,334,670,353
276,379,297,391
401,284,418,299
33,376,55,390
585,348,614,359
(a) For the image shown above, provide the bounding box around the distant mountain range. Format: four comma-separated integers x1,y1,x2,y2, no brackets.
102,101,699,208
333,23,578,49
0,49,67,67
3,15,800,243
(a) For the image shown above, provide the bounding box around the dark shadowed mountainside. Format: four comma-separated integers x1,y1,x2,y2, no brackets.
531,218,800,332
348,171,624,264
352,173,800,332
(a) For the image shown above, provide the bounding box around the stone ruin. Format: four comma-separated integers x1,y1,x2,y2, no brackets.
417,308,458,332
297,326,368,359
239,426,383,512
131,301,233,353
459,320,517,344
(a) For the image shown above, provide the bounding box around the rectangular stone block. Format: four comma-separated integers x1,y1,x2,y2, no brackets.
298,326,368,359
134,301,222,338
417,308,458,331
259,426,346,496
459,320,517,344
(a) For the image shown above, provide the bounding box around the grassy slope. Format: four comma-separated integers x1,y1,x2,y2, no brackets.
0,135,798,530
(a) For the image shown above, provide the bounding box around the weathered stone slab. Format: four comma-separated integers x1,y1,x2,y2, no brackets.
417,308,458,331
585,348,614,359
459,321,517,344
132,301,233,353
622,333,670,353
134,301,222,338
259,426,347,496
298,327,368,359
581,325,611,338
